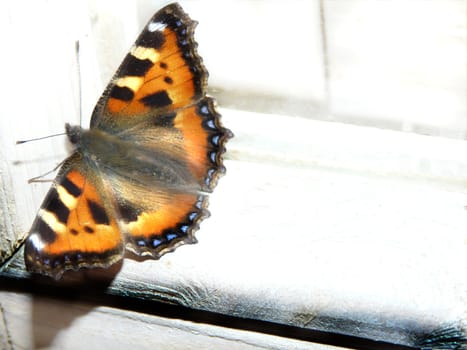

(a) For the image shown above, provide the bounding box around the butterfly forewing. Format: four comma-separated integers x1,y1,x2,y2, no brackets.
91,3,207,130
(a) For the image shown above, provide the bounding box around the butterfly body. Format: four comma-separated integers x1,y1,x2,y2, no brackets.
66,124,198,191
24,3,231,279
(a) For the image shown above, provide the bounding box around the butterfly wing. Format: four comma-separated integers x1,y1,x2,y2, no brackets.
102,170,209,258
88,4,232,257
91,3,208,130
24,154,124,279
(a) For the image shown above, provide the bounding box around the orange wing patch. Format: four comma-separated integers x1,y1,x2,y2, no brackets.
123,193,208,258
24,166,123,279
175,98,233,190
174,104,209,177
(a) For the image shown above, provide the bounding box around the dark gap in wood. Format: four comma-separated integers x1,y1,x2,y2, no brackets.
0,276,418,350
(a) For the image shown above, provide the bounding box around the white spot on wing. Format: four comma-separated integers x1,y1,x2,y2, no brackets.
148,21,166,32
130,46,160,63
28,233,46,250
116,76,144,91
40,209,67,234
57,185,77,209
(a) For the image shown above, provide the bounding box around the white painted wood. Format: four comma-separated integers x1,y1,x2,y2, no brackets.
182,0,326,103
323,0,466,138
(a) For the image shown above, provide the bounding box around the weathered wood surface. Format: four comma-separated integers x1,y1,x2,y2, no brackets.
2,109,466,348
0,0,466,349
1,291,347,350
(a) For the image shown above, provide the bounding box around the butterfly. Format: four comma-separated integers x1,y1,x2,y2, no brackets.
23,3,232,279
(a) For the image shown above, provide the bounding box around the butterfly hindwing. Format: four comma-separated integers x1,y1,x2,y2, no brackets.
24,155,123,279
105,171,210,257
122,193,208,258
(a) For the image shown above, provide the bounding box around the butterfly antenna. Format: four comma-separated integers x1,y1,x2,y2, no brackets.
16,132,66,145
75,41,83,126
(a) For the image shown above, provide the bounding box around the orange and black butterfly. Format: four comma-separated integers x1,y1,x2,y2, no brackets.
24,3,232,279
